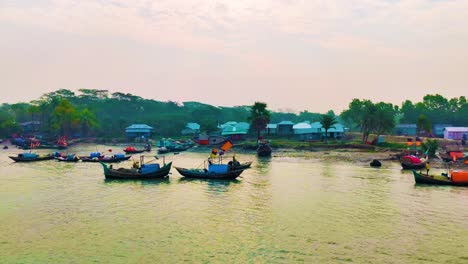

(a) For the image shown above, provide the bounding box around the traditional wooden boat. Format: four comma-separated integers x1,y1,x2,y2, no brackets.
123,145,151,154
412,170,468,186
100,155,171,179
257,143,272,157
401,155,425,170
174,161,251,180
401,161,426,170
81,154,131,163
56,154,80,162
9,153,55,162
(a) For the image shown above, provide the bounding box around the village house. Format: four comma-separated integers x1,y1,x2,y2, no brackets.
394,124,417,136
125,124,154,140
444,127,468,140
277,121,294,135
181,123,200,135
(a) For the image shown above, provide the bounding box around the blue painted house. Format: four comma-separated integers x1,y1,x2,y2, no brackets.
277,121,295,135
394,124,417,136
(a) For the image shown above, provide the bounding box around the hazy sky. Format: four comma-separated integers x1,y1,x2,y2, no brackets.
1,0,467,113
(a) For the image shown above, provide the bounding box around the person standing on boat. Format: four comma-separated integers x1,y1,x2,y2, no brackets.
425,161,430,175
208,148,218,165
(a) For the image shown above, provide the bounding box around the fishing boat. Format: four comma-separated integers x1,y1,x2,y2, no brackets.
257,142,272,157
100,156,172,180
9,152,55,162
81,154,131,163
56,154,80,162
401,155,425,170
412,170,468,186
174,158,251,180
123,144,151,154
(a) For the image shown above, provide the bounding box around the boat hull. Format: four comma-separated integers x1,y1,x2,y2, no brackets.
9,155,55,162
174,163,250,180
412,170,468,186
401,162,425,170
102,162,172,180
81,156,131,163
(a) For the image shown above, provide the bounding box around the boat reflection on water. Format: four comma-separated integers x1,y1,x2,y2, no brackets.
254,155,272,176
103,177,171,186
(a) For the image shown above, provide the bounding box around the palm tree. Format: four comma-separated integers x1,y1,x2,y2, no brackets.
248,102,270,145
320,114,338,142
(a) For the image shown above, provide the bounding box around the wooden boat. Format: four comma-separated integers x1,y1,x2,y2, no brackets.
9,153,55,162
81,154,131,163
401,155,425,170
123,145,151,154
257,143,272,157
401,161,426,170
100,162,172,180
174,161,251,180
56,154,80,162
412,170,468,186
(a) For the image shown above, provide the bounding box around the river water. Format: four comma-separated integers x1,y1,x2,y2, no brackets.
1,144,467,263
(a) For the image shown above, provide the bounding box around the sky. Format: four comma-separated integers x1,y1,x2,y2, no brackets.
1,0,467,113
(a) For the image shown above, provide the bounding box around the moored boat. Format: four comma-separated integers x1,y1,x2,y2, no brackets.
257,142,272,157
401,155,425,170
123,145,151,154
401,161,426,170
56,154,80,162
174,160,251,180
100,156,171,179
81,154,131,163
412,170,468,186
9,152,55,162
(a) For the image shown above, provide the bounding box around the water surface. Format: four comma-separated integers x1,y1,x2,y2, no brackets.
1,145,468,263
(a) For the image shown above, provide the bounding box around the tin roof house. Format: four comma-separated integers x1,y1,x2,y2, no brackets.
181,123,200,135
221,122,250,141
277,121,294,135
394,124,417,136
125,124,154,140
444,127,468,140
293,122,314,141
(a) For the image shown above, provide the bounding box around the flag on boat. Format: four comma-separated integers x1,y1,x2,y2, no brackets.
220,140,233,152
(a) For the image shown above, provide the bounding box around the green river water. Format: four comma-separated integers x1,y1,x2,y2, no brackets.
1,144,467,263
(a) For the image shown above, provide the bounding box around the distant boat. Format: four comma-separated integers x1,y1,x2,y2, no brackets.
56,154,80,162
196,134,227,146
9,153,55,162
123,144,151,154
257,142,272,157
81,154,132,163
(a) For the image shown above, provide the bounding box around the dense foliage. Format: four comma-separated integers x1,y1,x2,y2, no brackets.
0,89,466,140
0,89,320,138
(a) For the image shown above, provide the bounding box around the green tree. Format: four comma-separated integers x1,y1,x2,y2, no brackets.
248,102,270,143
78,108,98,137
319,114,337,142
373,102,396,138
416,114,432,136
52,99,77,136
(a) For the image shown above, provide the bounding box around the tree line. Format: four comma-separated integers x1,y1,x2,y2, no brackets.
0,89,466,142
